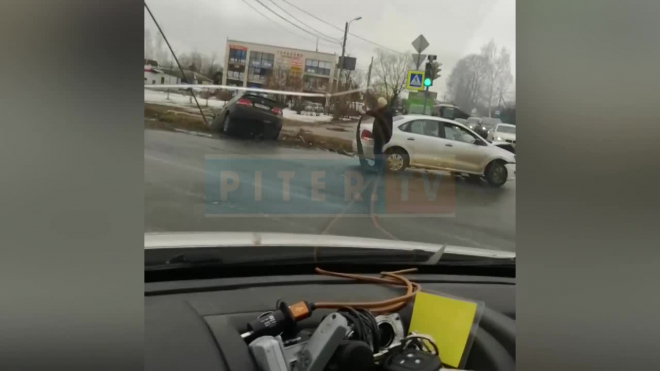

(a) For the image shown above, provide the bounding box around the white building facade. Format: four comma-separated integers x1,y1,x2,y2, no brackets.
222,39,337,96
144,65,181,85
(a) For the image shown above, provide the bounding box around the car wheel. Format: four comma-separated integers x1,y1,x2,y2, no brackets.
209,113,224,134
485,161,508,187
385,148,409,173
270,128,281,141
222,114,233,135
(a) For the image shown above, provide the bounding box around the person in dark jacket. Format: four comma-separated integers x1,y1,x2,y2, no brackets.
365,97,394,172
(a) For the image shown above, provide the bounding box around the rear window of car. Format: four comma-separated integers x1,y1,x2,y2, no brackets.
243,94,278,105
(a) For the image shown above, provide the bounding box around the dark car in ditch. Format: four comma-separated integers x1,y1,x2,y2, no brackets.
210,93,283,140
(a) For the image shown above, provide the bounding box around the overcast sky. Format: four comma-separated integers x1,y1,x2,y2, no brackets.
145,0,515,97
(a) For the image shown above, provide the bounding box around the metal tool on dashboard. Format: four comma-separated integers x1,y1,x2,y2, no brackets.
241,301,315,342
249,312,349,371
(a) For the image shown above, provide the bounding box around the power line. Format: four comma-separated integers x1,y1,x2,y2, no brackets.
347,33,404,55
240,0,339,50
278,0,404,54
280,0,342,31
252,0,341,44
241,0,313,43
268,0,342,43
144,2,208,126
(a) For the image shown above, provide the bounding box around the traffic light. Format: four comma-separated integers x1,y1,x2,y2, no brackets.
424,62,433,87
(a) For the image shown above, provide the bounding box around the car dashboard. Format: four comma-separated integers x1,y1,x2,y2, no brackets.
145,272,515,371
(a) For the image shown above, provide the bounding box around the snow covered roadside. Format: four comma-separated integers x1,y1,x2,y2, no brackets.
282,108,332,124
146,89,336,124
144,89,227,109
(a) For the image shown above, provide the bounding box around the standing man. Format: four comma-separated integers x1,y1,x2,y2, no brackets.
366,97,394,172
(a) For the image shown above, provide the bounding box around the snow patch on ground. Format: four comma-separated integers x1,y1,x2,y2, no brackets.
146,89,336,124
282,108,332,123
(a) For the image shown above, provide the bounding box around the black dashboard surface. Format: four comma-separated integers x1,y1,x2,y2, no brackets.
146,274,515,371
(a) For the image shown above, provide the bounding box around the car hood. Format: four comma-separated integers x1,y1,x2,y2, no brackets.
490,142,517,158
145,232,515,259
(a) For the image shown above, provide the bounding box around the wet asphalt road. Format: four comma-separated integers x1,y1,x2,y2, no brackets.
145,129,516,251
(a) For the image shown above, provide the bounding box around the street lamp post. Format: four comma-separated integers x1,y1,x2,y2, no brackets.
336,16,361,93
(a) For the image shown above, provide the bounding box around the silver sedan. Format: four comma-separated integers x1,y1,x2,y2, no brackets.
353,115,516,187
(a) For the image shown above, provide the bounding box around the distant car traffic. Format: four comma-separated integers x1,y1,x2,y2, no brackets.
487,123,516,145
432,104,470,121
353,114,516,187
478,117,502,138
466,117,482,131
210,93,283,140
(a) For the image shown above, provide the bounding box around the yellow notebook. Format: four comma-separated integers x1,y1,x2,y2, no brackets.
408,291,480,368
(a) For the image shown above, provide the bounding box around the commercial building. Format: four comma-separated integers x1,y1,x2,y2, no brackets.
222,39,338,98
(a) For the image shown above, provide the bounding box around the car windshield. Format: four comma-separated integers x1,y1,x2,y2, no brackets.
144,0,516,262
497,125,516,134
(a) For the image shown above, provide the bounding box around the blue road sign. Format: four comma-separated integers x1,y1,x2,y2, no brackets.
407,70,424,91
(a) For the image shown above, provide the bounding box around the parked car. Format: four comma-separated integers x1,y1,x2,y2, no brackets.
209,93,283,140
477,117,502,138
466,116,482,131
432,104,470,121
487,123,516,145
353,115,516,187
302,102,323,116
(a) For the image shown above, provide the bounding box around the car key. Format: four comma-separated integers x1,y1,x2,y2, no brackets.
381,348,441,371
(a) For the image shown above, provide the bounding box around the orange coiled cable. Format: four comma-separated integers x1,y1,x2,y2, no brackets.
313,267,421,314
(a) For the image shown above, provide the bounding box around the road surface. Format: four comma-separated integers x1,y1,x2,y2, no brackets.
145,129,516,251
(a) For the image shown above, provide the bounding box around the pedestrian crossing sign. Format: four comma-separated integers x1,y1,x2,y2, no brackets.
407,70,425,91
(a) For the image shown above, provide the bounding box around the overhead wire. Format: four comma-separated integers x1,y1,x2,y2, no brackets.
267,0,342,43
252,0,341,45
240,0,338,50
144,2,208,126
278,0,405,54
241,0,313,43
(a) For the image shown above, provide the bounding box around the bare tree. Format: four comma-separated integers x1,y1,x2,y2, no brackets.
178,53,192,72
201,52,219,107
203,52,219,78
446,54,488,112
154,32,170,66
333,69,367,118
144,28,154,61
371,49,413,106
189,50,203,72
446,40,514,116
481,40,513,117
265,68,303,106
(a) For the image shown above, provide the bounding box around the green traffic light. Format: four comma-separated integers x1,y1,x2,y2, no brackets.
424,78,432,87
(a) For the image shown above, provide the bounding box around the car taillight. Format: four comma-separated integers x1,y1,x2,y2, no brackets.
360,130,372,141
271,107,283,116
237,99,252,106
